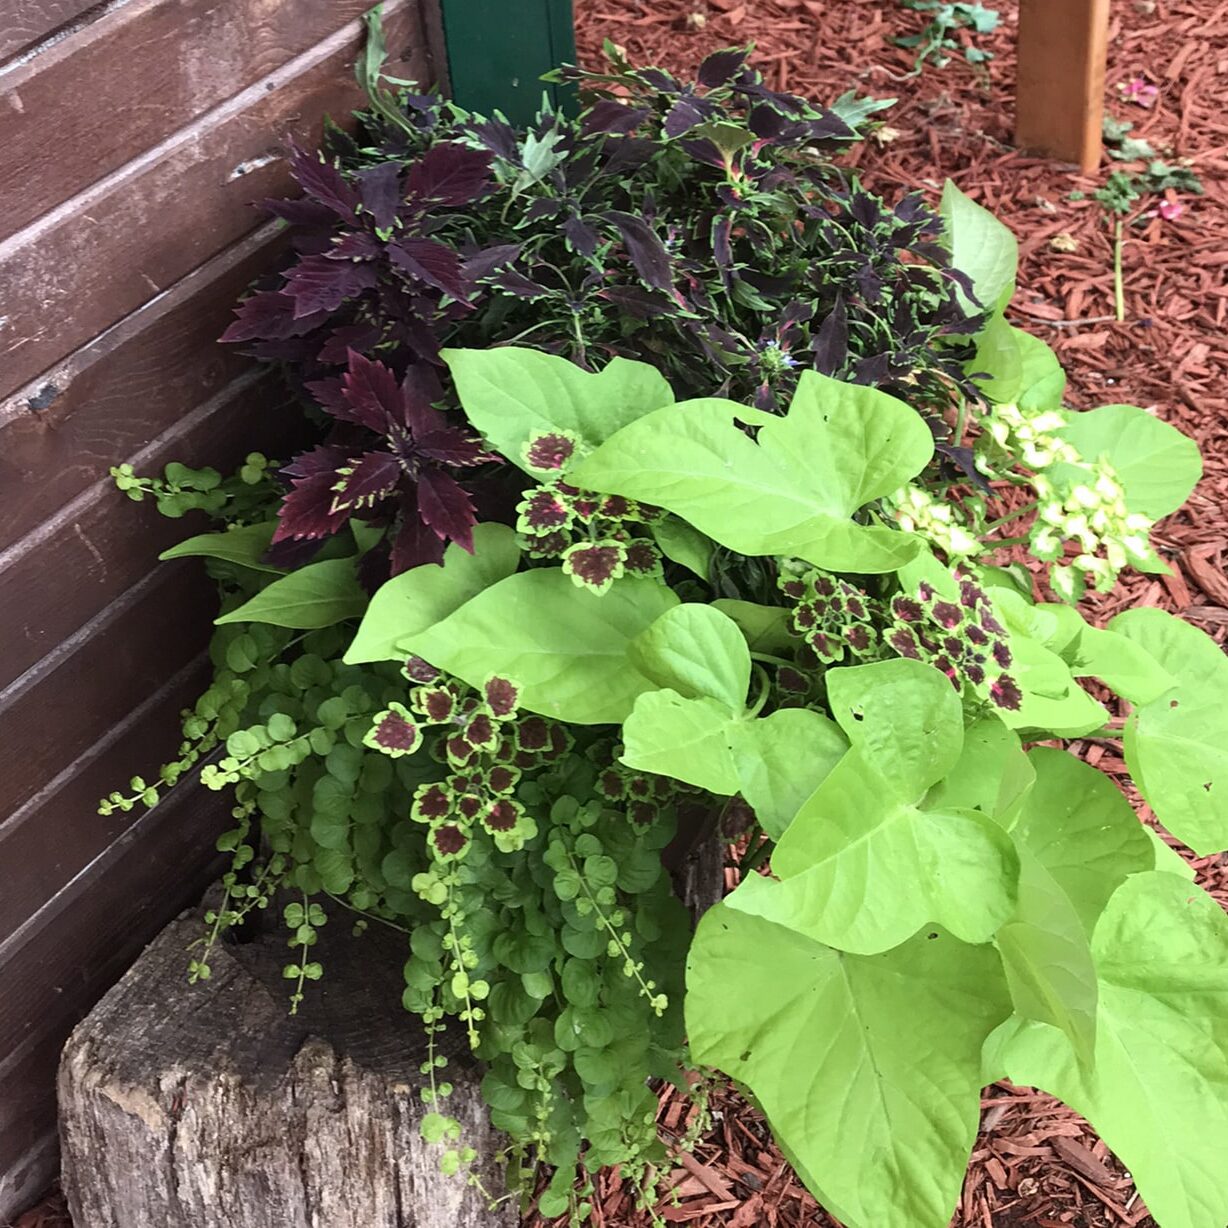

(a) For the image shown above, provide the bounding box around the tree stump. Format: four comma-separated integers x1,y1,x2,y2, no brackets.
58,897,515,1228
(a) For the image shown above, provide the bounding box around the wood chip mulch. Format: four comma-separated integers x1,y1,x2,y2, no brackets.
12,4,1227,1227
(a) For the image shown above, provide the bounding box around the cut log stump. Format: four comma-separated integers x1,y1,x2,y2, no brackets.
58,896,516,1228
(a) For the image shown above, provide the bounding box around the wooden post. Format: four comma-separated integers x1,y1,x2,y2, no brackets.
438,0,576,125
1015,0,1111,173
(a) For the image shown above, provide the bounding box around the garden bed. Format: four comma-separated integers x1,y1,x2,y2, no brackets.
13,3,1228,1228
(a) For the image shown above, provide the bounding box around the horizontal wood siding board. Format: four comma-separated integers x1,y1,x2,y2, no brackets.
0,655,210,937
0,0,96,65
0,371,302,690
0,0,384,241
0,562,214,832
0,0,424,400
0,784,228,1218
0,223,286,553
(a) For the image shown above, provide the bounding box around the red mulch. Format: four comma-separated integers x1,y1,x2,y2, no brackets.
13,4,1227,1227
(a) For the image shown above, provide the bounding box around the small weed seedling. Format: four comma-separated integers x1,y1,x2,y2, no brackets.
893,1,1000,74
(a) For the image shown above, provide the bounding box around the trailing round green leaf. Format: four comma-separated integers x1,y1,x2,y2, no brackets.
1059,403,1202,520
571,372,933,574
986,873,1228,1228
344,523,520,664
1110,607,1228,855
941,179,1017,313
1010,748,1152,936
628,604,750,712
687,905,1011,1228
726,708,847,839
403,569,678,724
620,691,740,795
443,346,674,473
216,559,367,629
734,751,1020,953
825,658,964,801
159,521,283,573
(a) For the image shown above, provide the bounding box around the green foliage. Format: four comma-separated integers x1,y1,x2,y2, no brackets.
894,1,1001,73
106,49,1228,1228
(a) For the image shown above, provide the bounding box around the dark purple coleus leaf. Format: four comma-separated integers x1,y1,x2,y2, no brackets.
357,162,404,231
261,196,338,228
605,211,676,296
289,142,360,219
462,243,522,282
317,323,383,364
598,285,672,319
405,143,493,207
697,47,750,88
332,451,402,510
563,214,600,258
663,96,713,139
416,466,476,553
582,99,651,136
388,237,470,300
491,268,553,299
812,295,849,376
282,254,378,318
221,291,326,343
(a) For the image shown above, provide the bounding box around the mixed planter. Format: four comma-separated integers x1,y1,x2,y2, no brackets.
95,40,1228,1228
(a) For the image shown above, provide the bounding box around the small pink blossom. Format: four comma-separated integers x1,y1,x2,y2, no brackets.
1157,199,1185,221
1120,77,1159,107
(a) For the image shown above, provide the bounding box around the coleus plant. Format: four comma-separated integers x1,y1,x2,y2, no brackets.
220,41,989,573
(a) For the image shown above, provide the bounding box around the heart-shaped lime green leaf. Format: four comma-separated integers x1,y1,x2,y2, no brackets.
1011,748,1152,935
344,523,520,664
925,715,1034,821
1110,607,1228,855
995,849,1098,1068
403,569,677,724
745,751,1019,953
711,599,795,654
726,708,848,839
1059,404,1202,520
973,320,1065,410
216,558,367,629
687,905,1011,1228
571,371,933,574
628,604,750,712
986,872,1228,1228
825,658,964,800
650,515,714,581
161,520,283,573
443,346,674,472
941,180,1018,313
621,691,740,795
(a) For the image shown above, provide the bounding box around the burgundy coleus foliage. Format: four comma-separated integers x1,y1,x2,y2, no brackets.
275,349,488,571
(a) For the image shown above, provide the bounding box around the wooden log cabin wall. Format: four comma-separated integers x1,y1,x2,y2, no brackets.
0,0,443,1213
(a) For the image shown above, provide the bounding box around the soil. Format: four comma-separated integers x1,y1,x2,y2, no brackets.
13,2,1227,1226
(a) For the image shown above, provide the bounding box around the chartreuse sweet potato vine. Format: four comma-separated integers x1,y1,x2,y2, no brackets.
104,48,1227,1228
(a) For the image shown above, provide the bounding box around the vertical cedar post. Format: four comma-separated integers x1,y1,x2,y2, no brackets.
1015,0,1111,173
437,0,577,125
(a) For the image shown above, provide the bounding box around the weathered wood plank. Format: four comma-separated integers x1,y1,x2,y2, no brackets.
0,0,95,64
1016,0,1110,173
0,561,213,820
0,781,228,1219
0,223,285,553
0,0,423,400
0,655,210,938
0,370,300,690
0,0,410,241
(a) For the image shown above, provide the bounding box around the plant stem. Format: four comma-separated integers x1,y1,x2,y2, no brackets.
983,501,1038,532
1113,217,1126,323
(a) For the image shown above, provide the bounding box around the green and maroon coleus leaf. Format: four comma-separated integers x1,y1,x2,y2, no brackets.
461,710,498,752
412,781,454,823
516,487,573,534
483,677,520,720
428,821,470,861
515,716,551,754
403,655,440,684
485,763,521,796
561,541,626,594
363,703,422,757
411,685,457,724
621,539,663,578
522,430,582,474
481,797,524,835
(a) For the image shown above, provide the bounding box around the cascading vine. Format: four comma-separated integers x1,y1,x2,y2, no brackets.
103,40,1228,1228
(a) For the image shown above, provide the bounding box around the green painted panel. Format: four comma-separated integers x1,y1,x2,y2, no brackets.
440,0,577,125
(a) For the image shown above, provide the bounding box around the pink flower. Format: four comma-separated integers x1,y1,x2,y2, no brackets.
1157,199,1185,222
1121,77,1159,107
